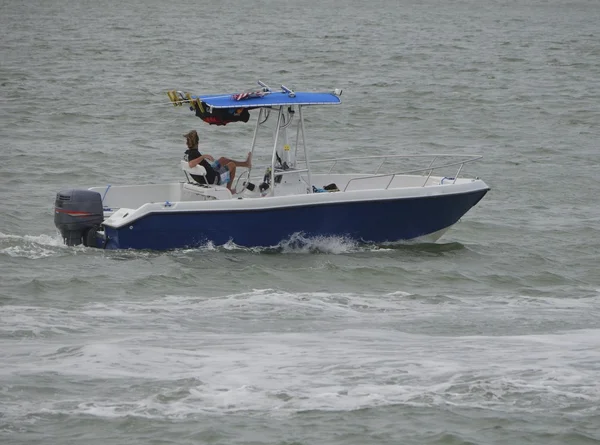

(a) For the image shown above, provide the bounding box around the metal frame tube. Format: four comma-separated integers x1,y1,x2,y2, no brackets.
247,108,263,178
269,107,284,196
298,106,312,192
293,118,302,168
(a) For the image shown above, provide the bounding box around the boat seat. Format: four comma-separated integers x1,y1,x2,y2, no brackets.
181,182,232,200
179,160,233,200
180,160,209,184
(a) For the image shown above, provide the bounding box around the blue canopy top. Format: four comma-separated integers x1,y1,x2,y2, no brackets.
192,91,341,109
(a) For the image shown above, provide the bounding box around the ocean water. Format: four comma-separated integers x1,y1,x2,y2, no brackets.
1,0,599,444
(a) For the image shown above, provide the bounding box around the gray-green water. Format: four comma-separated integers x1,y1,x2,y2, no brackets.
1,0,599,444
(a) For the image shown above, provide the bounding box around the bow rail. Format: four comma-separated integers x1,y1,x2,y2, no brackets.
303,154,483,190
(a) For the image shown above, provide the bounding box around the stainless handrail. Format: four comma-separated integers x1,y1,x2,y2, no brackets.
274,168,310,175
317,154,481,173
311,153,482,165
297,155,480,192
338,155,482,191
248,155,482,192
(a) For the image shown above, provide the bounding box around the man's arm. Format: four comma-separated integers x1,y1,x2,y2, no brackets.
189,154,214,168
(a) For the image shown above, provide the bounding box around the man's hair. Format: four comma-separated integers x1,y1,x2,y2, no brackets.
185,130,199,149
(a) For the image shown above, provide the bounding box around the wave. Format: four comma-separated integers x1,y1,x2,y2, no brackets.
2,286,600,424
4,287,599,340
1,230,465,259
173,234,465,255
3,328,600,420
0,232,71,259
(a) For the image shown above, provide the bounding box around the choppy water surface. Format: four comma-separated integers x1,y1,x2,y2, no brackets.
1,0,599,444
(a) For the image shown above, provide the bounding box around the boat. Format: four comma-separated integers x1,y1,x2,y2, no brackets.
53,81,490,250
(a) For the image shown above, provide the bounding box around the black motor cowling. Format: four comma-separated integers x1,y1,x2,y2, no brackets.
54,189,103,246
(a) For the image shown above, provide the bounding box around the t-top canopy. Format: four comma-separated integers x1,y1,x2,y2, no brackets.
167,84,342,125
195,91,341,109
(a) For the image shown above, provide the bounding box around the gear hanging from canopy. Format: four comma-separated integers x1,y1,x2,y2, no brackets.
167,90,251,126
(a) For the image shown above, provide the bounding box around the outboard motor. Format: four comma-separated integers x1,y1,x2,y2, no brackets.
54,189,103,247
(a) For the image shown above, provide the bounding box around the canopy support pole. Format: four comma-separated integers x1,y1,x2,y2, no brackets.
298,106,312,192
269,107,284,196
247,108,263,179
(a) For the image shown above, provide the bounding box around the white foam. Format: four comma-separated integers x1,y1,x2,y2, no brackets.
172,232,390,254
3,326,599,419
0,231,65,247
278,233,360,254
0,231,74,258
2,290,600,420
0,231,398,257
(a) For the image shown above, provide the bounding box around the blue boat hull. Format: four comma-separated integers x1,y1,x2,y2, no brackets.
99,189,488,250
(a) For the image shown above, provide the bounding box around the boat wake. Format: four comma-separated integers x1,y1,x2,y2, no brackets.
0,230,465,261
3,326,600,420
2,287,600,426
263,232,362,254
188,233,464,255
190,233,391,254
0,232,72,259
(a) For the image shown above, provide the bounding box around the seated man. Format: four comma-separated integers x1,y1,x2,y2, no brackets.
183,130,251,193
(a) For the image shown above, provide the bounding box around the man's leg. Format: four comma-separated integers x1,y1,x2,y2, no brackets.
223,163,236,193
217,152,252,168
